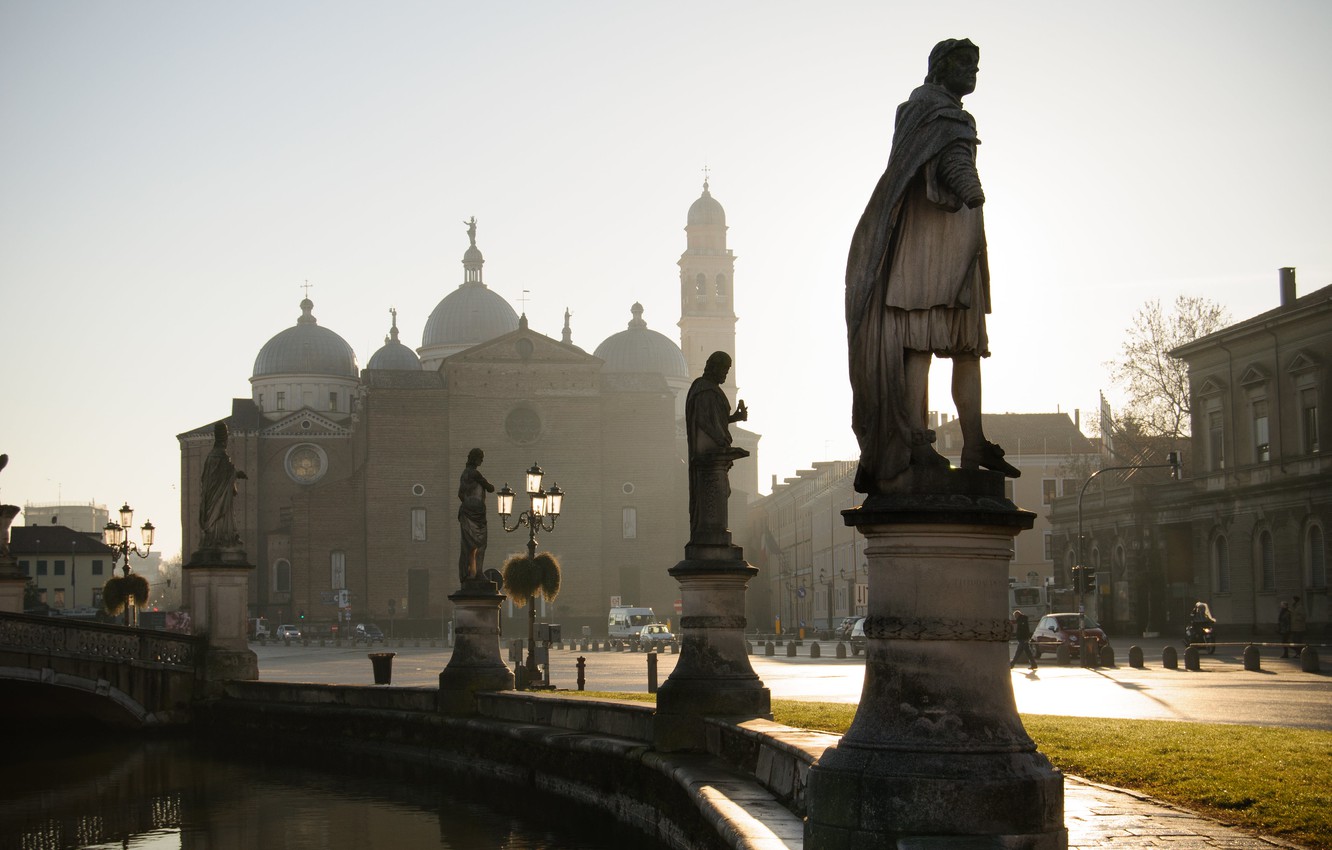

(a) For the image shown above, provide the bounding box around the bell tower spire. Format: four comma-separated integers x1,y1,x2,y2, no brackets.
677,173,738,399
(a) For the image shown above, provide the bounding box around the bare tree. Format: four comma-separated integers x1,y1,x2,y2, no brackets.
1107,296,1229,439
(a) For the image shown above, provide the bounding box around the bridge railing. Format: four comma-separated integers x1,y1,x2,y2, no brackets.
0,611,204,671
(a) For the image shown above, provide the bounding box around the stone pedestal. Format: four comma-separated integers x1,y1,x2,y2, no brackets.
438,579,514,715
0,505,24,614
657,448,770,752
183,547,258,688
804,469,1066,849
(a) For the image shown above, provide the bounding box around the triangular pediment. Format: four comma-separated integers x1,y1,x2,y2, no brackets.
261,410,352,438
1287,349,1320,375
1238,363,1270,386
1197,376,1227,396
447,327,602,367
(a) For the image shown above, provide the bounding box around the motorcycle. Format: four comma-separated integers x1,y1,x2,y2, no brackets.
1184,622,1217,654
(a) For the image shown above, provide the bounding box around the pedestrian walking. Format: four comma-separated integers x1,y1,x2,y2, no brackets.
1011,609,1036,670
1289,595,1308,658
1277,601,1293,658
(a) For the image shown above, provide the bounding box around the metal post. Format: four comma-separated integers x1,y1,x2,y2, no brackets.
576,655,586,691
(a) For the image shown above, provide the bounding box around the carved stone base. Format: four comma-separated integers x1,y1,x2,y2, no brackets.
197,648,260,698
438,580,514,715
0,561,26,614
804,472,1065,849
183,554,256,660
655,557,770,752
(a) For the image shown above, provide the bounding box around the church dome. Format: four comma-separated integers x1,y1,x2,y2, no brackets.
252,299,359,378
594,303,688,378
687,179,726,227
367,310,421,370
420,223,519,354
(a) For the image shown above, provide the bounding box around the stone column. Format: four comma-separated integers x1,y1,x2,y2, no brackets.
184,547,258,688
805,470,1066,849
438,578,514,714
656,448,770,752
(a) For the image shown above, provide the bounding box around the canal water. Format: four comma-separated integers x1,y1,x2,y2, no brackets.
0,735,662,849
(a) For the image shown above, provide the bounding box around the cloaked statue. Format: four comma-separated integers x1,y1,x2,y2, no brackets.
457,447,495,585
199,422,247,549
685,351,748,543
846,38,1020,494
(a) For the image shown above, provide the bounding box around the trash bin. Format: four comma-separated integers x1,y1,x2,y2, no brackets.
368,652,396,685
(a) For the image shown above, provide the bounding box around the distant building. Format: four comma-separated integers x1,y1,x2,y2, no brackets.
21,501,109,535
1050,271,1330,637
935,412,1099,587
178,183,759,637
10,525,116,611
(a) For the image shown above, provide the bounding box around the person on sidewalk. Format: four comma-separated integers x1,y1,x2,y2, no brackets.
1011,609,1036,670
1290,595,1308,658
1277,601,1293,658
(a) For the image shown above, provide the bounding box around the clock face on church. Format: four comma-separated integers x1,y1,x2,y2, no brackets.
286,444,327,484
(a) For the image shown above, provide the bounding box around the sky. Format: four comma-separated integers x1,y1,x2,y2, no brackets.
2,1,1331,560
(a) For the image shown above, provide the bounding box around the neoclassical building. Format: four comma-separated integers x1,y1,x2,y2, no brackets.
178,182,758,637
1049,271,1330,638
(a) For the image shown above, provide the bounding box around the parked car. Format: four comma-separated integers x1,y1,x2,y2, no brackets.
849,617,867,655
634,623,675,649
1030,613,1108,659
275,624,302,640
354,623,385,643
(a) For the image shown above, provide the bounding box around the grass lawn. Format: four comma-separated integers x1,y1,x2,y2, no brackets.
568,692,1331,849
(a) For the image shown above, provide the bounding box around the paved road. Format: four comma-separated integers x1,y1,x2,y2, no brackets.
253,637,1332,730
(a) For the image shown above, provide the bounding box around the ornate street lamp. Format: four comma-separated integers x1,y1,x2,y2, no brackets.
497,464,565,685
102,502,155,626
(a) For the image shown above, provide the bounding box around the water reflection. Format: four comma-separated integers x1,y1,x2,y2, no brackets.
0,737,657,850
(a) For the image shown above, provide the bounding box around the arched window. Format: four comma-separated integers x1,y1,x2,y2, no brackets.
1113,544,1126,578
1309,525,1327,588
715,274,727,297
1213,536,1230,593
274,558,292,593
1258,530,1275,591
696,273,707,300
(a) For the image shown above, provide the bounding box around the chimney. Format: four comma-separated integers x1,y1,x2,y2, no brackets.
1279,267,1297,307
1074,408,1080,430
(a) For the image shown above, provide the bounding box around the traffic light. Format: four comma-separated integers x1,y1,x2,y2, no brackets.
299,610,306,620
1084,572,1097,594
1071,565,1084,594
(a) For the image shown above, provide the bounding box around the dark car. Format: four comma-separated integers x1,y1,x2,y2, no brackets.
1030,613,1109,659
834,617,858,641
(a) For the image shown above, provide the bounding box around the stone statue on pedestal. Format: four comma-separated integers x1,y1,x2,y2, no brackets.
845,37,1020,494
457,448,495,586
685,351,748,544
199,423,247,550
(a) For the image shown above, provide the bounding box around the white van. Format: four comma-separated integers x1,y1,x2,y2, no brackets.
608,606,656,640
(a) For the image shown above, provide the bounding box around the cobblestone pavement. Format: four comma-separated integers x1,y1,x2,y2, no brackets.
1065,776,1310,849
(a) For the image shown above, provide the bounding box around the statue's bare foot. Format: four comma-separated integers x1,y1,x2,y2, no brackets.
962,440,1021,478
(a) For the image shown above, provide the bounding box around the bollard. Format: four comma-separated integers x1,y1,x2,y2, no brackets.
786,640,798,657
836,641,847,659
1162,645,1178,669
1128,645,1144,669
1184,645,1200,671
1243,644,1261,671
1301,647,1320,673
810,642,821,659
576,656,586,691
1080,636,1099,668
765,640,775,656
1055,644,1070,666
368,652,396,685
1099,644,1115,668
647,650,658,694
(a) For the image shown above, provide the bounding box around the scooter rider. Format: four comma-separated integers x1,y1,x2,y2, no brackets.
1188,600,1216,643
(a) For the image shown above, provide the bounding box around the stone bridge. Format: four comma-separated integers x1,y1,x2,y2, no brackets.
0,611,204,727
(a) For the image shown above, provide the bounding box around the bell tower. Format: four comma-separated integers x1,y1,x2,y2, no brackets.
678,175,738,398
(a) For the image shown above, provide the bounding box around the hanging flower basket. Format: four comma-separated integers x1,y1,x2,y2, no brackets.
501,552,561,605
102,573,150,616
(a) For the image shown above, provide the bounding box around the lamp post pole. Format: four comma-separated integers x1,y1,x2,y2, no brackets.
102,502,155,627
497,464,564,685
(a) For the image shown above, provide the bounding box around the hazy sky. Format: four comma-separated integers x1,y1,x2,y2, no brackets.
3,1,1330,560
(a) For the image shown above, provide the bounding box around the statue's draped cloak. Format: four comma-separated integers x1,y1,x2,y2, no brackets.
685,377,734,536
845,82,990,492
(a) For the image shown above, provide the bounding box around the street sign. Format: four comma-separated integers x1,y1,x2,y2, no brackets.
610,595,622,608
673,600,683,615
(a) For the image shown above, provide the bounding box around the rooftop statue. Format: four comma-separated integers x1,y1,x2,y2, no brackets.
845,38,1020,494
464,216,478,247
199,423,247,549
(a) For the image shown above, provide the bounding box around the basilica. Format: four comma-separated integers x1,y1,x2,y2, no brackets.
178,182,758,637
